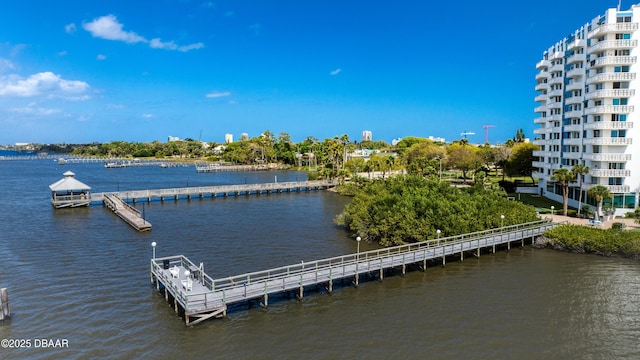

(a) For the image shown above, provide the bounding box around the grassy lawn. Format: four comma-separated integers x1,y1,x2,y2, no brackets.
510,193,578,216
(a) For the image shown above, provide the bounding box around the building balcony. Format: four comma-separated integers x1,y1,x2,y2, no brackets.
536,59,550,70
584,105,634,115
532,161,549,169
535,82,548,92
604,185,631,193
562,138,582,146
564,109,584,118
565,96,583,105
583,137,633,145
588,39,638,53
584,121,633,130
548,76,564,85
563,123,582,132
583,153,631,162
563,152,583,160
585,88,635,100
550,63,564,72
566,67,584,78
547,102,562,110
534,105,546,113
589,56,637,68
590,169,631,178
535,72,549,81
567,52,586,64
548,89,563,97
588,72,636,83
535,94,548,102
568,39,587,50
533,128,549,135
588,22,639,38
565,81,584,91
533,150,553,158
534,117,547,124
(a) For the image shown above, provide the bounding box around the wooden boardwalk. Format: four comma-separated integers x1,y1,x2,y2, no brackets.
103,194,152,231
91,180,335,204
150,220,556,325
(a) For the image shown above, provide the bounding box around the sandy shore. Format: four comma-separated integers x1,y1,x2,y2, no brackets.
542,214,640,230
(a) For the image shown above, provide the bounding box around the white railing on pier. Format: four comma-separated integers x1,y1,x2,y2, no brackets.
151,220,556,319
92,180,335,203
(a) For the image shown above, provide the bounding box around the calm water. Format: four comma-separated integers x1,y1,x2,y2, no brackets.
1,159,639,359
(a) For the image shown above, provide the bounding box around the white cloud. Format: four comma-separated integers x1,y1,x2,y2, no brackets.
330,68,342,76
142,113,153,118
178,42,204,52
65,23,77,34
10,105,62,116
81,14,205,52
206,91,231,98
0,58,16,73
57,50,68,57
149,38,178,51
0,72,90,100
96,54,107,60
82,14,146,44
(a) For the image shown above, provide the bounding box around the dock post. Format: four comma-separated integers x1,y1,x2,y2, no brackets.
0,288,9,320
402,264,406,276
328,280,333,293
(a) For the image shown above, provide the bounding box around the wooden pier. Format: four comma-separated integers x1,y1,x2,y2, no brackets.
150,220,556,325
103,194,152,231
91,180,335,204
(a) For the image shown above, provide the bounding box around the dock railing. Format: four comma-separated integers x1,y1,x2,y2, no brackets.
152,219,555,314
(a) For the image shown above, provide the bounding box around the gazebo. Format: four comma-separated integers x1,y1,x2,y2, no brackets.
49,171,92,208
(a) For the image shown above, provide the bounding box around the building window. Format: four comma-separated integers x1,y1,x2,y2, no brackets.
614,66,630,72
615,33,631,40
609,178,623,185
611,130,626,137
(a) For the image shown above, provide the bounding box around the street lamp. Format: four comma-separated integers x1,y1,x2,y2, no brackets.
500,214,505,229
551,205,555,216
356,236,361,285
151,241,156,259
436,229,441,242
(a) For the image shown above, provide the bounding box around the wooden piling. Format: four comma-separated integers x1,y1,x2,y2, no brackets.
0,288,9,320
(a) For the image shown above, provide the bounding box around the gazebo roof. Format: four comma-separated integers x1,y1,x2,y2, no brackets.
49,171,91,192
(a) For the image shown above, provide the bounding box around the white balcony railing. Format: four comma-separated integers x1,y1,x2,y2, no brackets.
590,56,637,67
584,121,633,130
563,124,583,132
588,23,639,38
590,169,631,178
583,137,633,145
534,94,548,102
535,83,548,91
566,67,584,78
562,138,582,146
564,110,584,118
566,82,584,91
534,105,546,113
588,39,638,53
584,105,634,115
585,88,635,100
583,153,632,162
588,72,636,82
535,72,549,81
536,59,550,70
568,39,586,50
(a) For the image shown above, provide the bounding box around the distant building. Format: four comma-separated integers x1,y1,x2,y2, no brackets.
167,136,180,142
391,138,402,146
362,130,372,142
428,136,446,143
224,134,233,144
240,133,249,141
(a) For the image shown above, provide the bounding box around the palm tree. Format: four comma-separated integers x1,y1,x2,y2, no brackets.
571,164,590,216
551,168,575,216
587,185,613,220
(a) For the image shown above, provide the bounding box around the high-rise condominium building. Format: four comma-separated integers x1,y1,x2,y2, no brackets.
534,3,640,215
362,130,372,142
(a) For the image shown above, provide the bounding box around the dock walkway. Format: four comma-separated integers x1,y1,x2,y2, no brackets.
150,220,556,325
91,180,335,204
103,194,152,231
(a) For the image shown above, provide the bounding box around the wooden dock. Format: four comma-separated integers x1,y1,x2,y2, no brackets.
91,180,335,204
150,220,556,325
103,194,152,231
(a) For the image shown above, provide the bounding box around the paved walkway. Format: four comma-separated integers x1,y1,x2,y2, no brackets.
543,214,640,230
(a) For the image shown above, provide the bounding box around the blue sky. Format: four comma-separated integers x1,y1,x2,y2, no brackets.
0,1,626,145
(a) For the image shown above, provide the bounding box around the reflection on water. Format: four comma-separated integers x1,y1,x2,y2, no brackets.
0,160,639,359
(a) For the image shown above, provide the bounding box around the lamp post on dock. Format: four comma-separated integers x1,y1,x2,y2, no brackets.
551,206,555,216
436,229,441,245
356,236,361,285
151,242,156,259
